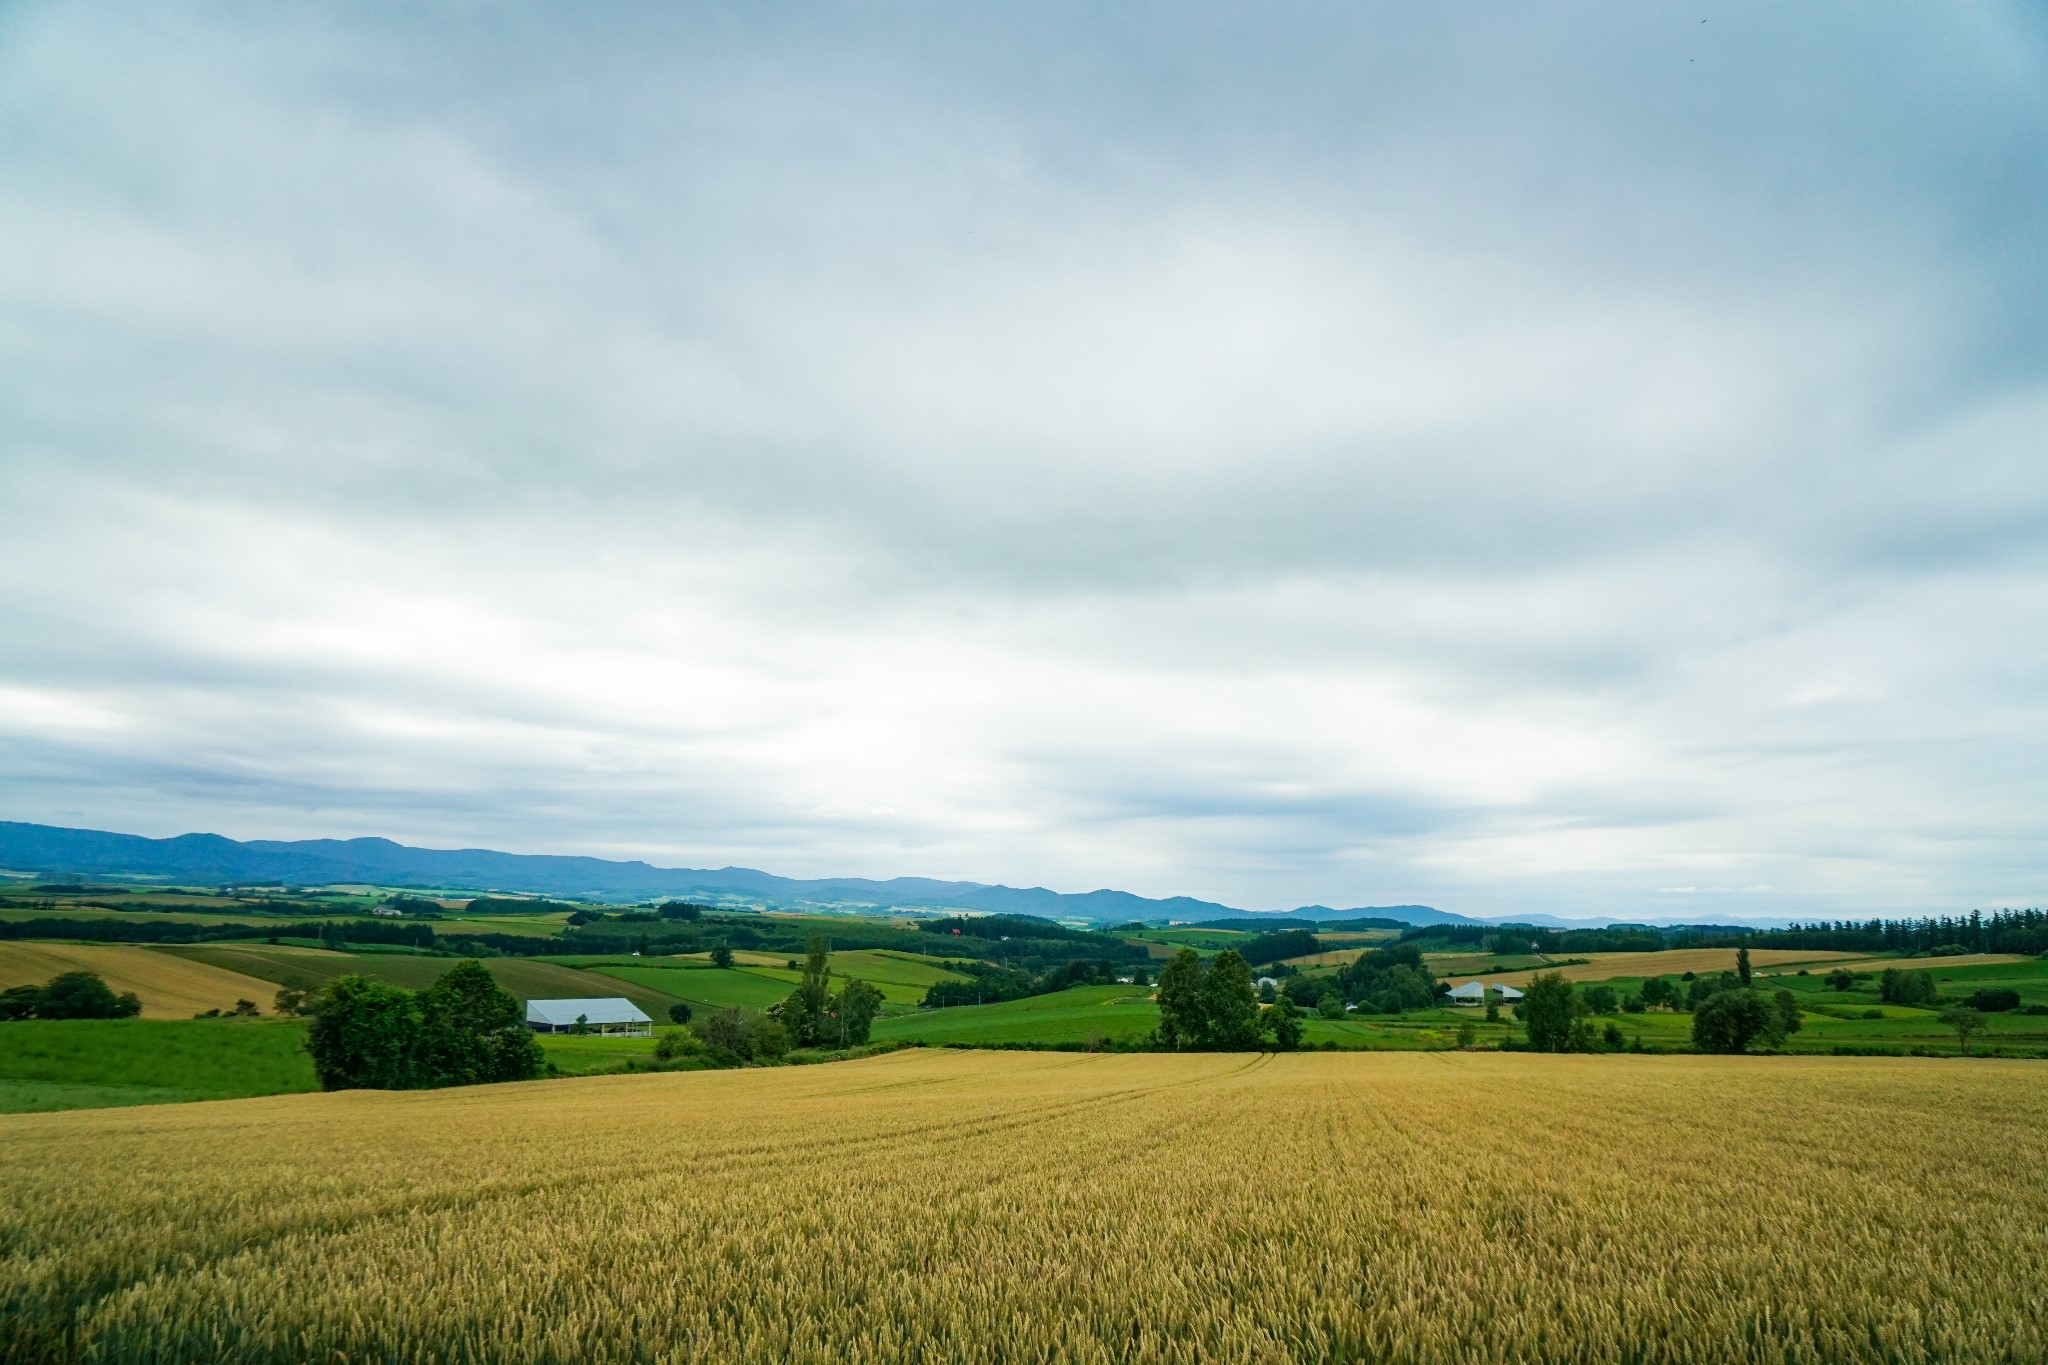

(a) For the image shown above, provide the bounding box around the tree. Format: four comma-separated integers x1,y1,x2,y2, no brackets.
1521,973,1582,1052
1200,950,1262,1050
1258,979,1278,1004
652,1028,699,1061
1316,992,1345,1020
0,985,41,1020
1940,1005,1985,1056
1622,993,1646,1014
1583,985,1619,1016
668,1002,694,1025
1640,976,1674,1010
831,978,884,1047
1455,1019,1476,1048
274,986,312,1016
747,1015,790,1060
1969,988,2020,1013
1772,989,1803,1041
1484,988,1501,1024
1691,990,1784,1054
1737,946,1753,987
1155,949,1205,1050
1263,999,1304,1051
656,901,702,921
34,971,141,1020
1824,968,1857,992
307,975,422,1090
773,935,834,1046
1127,963,1148,987
417,960,543,1086
710,943,735,970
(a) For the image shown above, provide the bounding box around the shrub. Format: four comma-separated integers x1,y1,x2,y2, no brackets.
652,1028,700,1061
667,1002,694,1025
1969,988,2020,1013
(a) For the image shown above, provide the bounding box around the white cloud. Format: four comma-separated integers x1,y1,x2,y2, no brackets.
1,2,2044,917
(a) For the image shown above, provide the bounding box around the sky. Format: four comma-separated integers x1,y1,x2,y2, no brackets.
2,2,2045,920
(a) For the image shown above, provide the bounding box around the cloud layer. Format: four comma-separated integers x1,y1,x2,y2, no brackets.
3,1,2045,917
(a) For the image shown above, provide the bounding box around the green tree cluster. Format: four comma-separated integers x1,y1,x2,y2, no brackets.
1691,988,1803,1054
305,961,544,1090
769,937,885,1049
1155,949,1297,1050
691,1007,789,1063
1334,945,1441,1014
0,971,143,1021
1879,968,1938,1007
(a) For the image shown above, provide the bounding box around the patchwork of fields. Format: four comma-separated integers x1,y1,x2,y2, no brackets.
1436,947,1866,987
4,1050,2043,1363
0,943,280,1019
156,944,692,1019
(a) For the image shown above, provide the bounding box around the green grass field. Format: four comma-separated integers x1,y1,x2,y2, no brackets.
588,963,791,1012
0,1019,317,1112
873,984,1161,1045
535,1032,665,1075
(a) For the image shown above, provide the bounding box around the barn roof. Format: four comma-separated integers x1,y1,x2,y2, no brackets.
525,997,651,1026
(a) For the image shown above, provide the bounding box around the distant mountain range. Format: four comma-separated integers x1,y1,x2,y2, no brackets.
0,820,1777,930
0,820,1471,925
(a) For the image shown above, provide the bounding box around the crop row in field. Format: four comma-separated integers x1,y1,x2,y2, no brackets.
4,1050,2044,1363
154,944,689,1019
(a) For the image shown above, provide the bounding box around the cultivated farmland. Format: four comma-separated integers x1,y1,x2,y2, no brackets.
4,1050,2043,1364
0,943,279,1019
156,945,688,1019
1437,947,1862,987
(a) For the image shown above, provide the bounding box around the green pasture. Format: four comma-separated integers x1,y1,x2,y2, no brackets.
588,963,789,1013
1426,952,1551,975
436,913,573,937
873,985,1161,1046
0,1018,317,1112
536,1032,662,1076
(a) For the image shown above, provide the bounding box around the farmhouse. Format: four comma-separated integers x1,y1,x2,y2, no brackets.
1446,981,1526,1006
525,997,652,1036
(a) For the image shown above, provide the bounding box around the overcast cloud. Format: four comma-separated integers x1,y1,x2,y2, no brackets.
2,2,2045,918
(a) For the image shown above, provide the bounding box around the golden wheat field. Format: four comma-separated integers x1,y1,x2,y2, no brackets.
0,942,279,1018
3,1050,2045,1364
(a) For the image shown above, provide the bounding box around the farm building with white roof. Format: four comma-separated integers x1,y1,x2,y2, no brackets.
1446,981,1526,1006
525,998,652,1036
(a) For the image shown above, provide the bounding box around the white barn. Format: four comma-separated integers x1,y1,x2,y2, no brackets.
1446,981,1527,1006
525,997,653,1036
